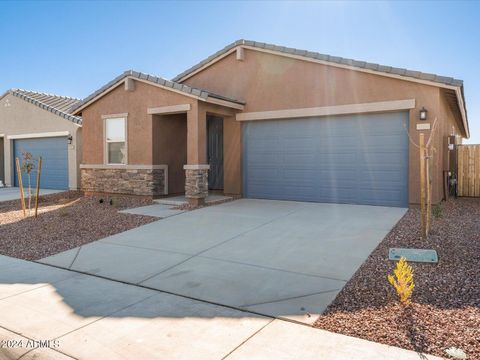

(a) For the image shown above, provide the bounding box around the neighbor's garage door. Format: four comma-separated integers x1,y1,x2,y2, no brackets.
14,137,69,190
243,112,409,207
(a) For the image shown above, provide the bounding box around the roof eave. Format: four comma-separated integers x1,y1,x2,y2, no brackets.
0,90,11,102
72,73,244,115
2,89,82,125
455,86,469,138
174,40,465,88
72,77,126,115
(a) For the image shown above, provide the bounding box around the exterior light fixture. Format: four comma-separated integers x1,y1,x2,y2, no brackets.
419,107,428,121
68,135,73,144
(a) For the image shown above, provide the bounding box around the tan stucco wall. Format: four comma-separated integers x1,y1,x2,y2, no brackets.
0,94,82,189
79,79,241,195
223,115,241,195
152,113,187,194
183,101,236,166
81,81,196,166
182,48,465,204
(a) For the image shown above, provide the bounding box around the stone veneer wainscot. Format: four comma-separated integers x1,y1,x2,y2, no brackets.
81,165,167,196
184,164,209,205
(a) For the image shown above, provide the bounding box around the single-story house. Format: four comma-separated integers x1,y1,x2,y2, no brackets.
71,40,468,207
0,89,82,190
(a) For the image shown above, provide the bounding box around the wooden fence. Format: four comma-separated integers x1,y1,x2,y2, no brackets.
457,144,480,197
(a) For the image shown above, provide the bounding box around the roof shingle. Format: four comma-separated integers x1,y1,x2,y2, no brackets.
2,89,82,124
172,39,465,88
71,70,245,114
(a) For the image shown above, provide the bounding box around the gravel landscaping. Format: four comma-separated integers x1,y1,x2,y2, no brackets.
315,198,480,359
0,191,157,260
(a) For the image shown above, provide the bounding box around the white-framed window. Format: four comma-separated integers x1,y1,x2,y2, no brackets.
105,117,126,164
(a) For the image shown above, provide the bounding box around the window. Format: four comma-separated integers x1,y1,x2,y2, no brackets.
105,117,126,164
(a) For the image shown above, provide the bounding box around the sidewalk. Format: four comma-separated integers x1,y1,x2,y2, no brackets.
0,255,440,359
0,187,63,202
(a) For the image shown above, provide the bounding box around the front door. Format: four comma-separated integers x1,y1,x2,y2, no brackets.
207,116,224,190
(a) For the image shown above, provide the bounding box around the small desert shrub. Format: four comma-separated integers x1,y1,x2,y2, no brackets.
388,257,415,306
432,202,444,219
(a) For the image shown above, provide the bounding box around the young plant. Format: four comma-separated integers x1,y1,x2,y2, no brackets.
21,151,36,215
388,257,415,306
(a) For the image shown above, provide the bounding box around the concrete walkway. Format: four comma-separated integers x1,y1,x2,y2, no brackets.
119,203,185,218
0,255,440,359
41,199,407,324
0,187,64,202
154,194,233,206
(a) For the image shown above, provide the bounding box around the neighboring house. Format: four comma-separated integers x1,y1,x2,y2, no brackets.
0,89,82,190
72,40,468,207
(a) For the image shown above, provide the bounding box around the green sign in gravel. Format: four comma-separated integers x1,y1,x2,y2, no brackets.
389,248,438,263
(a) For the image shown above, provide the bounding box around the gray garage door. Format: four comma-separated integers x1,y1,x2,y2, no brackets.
14,137,69,190
243,112,409,207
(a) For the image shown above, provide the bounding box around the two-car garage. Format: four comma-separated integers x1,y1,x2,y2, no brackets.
174,40,468,208
242,111,409,207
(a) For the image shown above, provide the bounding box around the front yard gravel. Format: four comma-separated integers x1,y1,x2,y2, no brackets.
315,198,480,359
0,191,157,260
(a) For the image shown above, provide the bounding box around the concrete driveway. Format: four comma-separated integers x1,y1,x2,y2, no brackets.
40,199,406,324
0,255,438,359
0,187,64,202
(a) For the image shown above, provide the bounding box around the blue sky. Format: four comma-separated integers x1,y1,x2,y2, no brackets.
1,1,479,142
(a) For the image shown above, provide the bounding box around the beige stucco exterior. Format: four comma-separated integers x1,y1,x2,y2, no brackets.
77,45,467,206
78,79,238,198
0,93,82,189
181,47,466,205
80,81,198,195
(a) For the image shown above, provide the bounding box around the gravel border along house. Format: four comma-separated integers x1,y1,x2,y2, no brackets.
0,191,156,260
315,198,480,359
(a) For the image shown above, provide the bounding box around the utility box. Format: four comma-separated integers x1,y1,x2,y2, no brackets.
447,135,457,172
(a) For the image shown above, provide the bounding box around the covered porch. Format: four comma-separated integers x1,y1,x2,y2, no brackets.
73,70,244,203
150,99,242,206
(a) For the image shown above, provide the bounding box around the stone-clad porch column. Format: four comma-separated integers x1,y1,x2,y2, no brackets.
184,102,209,206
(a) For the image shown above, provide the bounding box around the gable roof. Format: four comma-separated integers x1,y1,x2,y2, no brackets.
172,39,469,137
71,70,245,115
173,39,465,87
1,89,82,125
